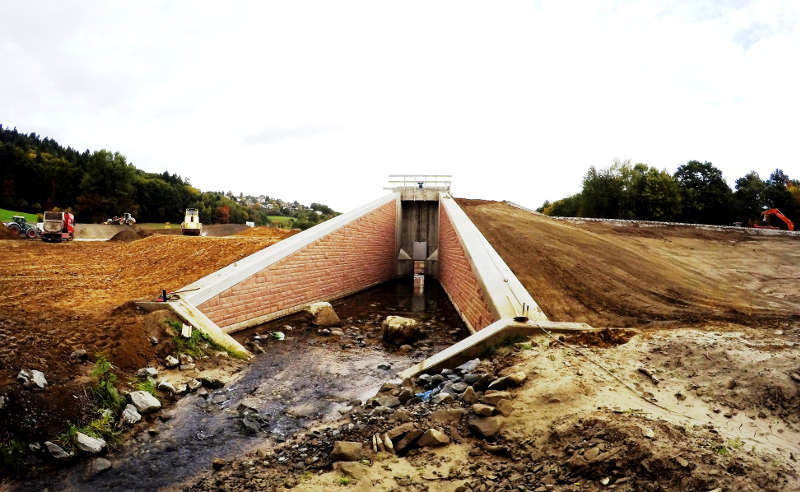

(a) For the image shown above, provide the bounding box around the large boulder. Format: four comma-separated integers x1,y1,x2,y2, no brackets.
330,441,363,462
305,302,341,326
468,416,505,438
129,390,161,413
417,429,450,447
382,316,421,345
333,461,369,480
45,441,72,460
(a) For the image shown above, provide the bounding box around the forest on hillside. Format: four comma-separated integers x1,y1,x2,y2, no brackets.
0,125,337,228
538,160,800,228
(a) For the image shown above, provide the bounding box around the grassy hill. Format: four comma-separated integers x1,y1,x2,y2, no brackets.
0,208,37,223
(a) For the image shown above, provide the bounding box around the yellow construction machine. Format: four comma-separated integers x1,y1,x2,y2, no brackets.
181,208,202,236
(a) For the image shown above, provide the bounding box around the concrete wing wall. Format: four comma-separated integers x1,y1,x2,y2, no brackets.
438,194,547,332
179,193,399,332
437,198,497,332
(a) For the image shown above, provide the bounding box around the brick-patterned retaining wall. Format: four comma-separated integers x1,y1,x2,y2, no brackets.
198,201,397,329
438,204,496,332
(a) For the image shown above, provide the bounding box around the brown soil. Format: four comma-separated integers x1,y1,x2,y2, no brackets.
234,226,300,239
0,226,23,240
0,232,293,441
109,229,148,241
456,198,800,328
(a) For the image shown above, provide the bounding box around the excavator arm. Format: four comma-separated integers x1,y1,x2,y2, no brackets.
761,208,794,231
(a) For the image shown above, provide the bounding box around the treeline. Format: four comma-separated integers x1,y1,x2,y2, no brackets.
538,160,799,228
0,125,337,227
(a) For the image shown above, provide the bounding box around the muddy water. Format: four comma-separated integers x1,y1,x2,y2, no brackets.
18,279,465,491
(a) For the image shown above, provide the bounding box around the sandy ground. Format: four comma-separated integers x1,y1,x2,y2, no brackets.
0,231,293,441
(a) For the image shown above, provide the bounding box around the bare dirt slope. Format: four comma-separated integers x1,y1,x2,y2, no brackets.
0,232,293,439
457,199,800,328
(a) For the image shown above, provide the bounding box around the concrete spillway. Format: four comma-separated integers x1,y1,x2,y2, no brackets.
163,179,587,363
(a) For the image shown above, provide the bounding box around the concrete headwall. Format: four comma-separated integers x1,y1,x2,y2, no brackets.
179,193,399,331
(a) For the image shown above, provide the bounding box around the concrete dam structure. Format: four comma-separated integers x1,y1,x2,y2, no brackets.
164,176,590,366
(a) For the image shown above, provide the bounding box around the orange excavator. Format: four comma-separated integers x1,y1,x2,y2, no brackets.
753,208,794,231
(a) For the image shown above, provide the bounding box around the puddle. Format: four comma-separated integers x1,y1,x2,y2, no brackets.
16,278,466,491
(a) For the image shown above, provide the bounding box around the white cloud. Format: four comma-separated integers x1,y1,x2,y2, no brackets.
1,0,798,211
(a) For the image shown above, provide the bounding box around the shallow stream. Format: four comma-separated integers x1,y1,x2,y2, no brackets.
17,278,466,491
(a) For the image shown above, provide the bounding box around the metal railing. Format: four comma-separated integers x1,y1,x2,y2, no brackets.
384,174,452,191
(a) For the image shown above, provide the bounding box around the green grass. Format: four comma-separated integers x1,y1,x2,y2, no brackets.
0,439,26,475
268,215,293,225
134,379,158,396
0,208,37,223
90,355,125,412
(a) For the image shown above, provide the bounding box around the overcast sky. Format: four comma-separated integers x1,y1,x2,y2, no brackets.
2,1,799,212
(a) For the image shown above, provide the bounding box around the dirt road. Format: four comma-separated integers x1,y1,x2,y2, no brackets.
457,199,800,328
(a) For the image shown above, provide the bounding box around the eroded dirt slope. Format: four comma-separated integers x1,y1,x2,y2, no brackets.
0,233,292,439
457,199,800,328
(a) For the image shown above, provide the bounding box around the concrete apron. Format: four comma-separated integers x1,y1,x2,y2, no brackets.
396,318,598,381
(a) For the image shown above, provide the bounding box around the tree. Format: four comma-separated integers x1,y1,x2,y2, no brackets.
673,161,733,224
733,172,766,224
581,165,624,218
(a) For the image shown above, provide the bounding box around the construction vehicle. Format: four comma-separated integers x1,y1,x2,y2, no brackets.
41,211,74,242
4,216,38,239
181,208,202,236
753,208,794,231
105,213,136,225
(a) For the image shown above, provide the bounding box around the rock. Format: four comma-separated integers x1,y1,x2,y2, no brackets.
305,302,341,326
432,392,453,404
179,354,193,365
317,328,331,336
383,433,394,453
70,349,88,360
431,408,468,424
496,399,514,417
149,336,159,345
85,457,112,478
28,442,41,453
377,363,391,370
129,390,161,413
472,403,495,417
164,355,179,368
396,388,413,403
330,441,363,462
584,446,600,461
180,363,196,371
17,369,47,390
398,344,413,354
333,461,369,480
463,373,481,385
642,427,655,439
395,429,424,452
75,432,106,454
136,367,158,378
212,457,226,470
369,395,401,408
157,380,177,393
386,422,417,440
790,373,800,383
382,316,421,345
451,382,468,393
462,386,479,403
600,477,610,486
468,416,505,438
379,382,398,392
417,374,432,386
417,429,450,447
675,456,689,468
45,441,71,460
482,390,512,406
199,376,225,389
198,387,208,398
0,395,6,410
188,378,202,391
121,404,142,425
674,392,686,401
487,371,527,390
456,358,480,373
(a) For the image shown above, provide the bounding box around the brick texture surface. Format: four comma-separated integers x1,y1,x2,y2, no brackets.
198,201,397,328
437,205,496,331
